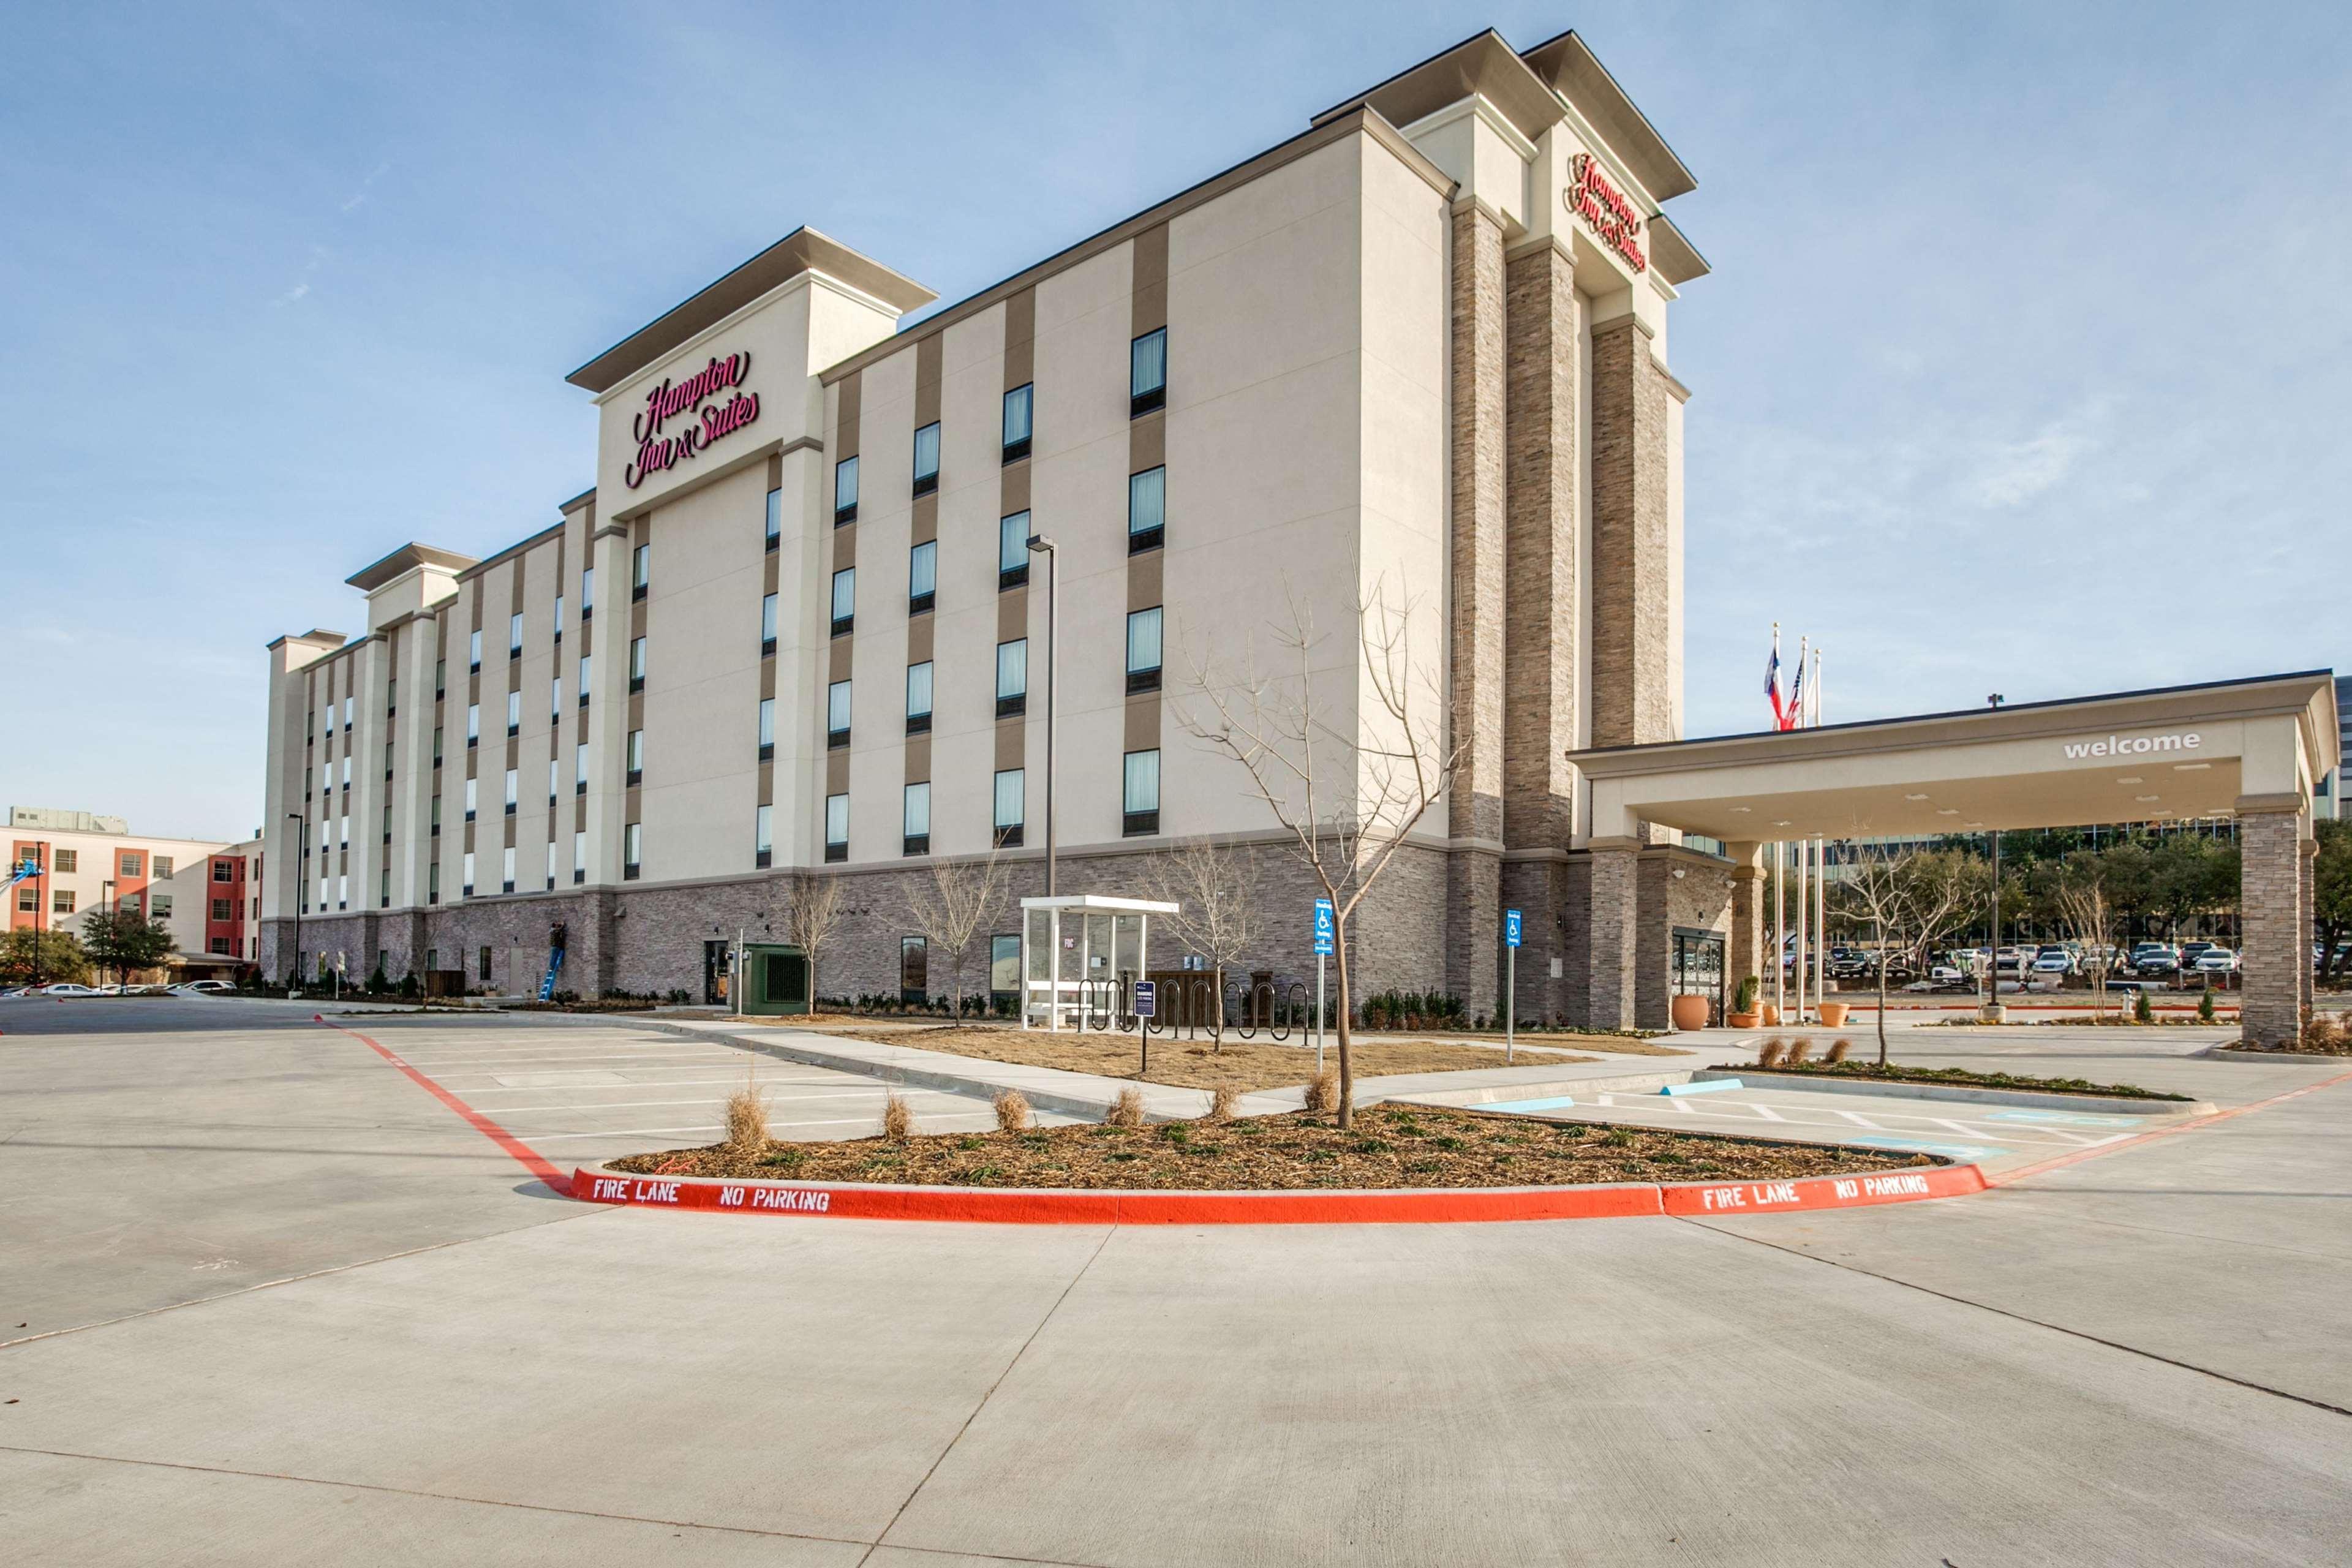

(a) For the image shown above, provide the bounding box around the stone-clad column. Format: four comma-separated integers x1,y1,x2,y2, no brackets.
1444,198,1507,1019
1589,314,1675,750
1727,844,1765,1011
2237,802,2307,1047
1502,238,1579,850
1587,838,1642,1030
2300,834,2318,1022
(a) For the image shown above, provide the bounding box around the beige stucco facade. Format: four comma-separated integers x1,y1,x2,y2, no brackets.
258,27,1713,1018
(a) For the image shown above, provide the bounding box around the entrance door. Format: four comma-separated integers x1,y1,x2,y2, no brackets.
1672,929,1727,1026
703,940,730,1006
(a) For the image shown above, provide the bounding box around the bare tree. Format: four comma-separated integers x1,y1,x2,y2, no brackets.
1177,578,1462,1128
902,852,1008,1020
1142,835,1267,1052
1831,845,1978,1066
781,873,846,1016
2053,858,2117,1019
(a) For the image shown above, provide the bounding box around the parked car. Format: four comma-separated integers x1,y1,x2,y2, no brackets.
2133,944,2180,976
2032,945,2079,976
1828,947,1871,981
37,983,102,997
169,979,235,995
2178,941,2219,973
2193,948,2239,976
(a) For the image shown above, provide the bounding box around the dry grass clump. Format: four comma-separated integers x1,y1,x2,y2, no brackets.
1784,1039,1814,1066
1301,1068,1340,1117
1757,1038,1787,1068
1107,1086,1146,1128
1205,1084,1240,1123
993,1089,1031,1134
2303,1015,2345,1049
723,1076,769,1153
1826,1038,1852,1063
880,1093,914,1140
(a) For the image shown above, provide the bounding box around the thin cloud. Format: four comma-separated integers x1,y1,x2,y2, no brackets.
340,160,390,213
274,244,327,305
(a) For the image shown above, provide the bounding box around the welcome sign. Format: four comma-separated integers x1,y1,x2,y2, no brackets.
2062,731,2204,760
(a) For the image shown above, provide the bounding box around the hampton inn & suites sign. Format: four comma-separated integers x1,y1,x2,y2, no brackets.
1564,153,1646,274
624,350,761,489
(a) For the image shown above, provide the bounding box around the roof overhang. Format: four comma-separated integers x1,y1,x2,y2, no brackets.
1518,29,1697,202
566,227,936,394
1572,672,2337,844
1310,29,1566,147
344,543,478,593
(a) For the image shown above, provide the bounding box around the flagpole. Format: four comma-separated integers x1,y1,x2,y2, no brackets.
1812,646,1826,1014
1793,636,1809,1023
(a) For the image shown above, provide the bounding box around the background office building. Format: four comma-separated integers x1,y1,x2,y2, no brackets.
258,28,1725,1020
9,806,260,974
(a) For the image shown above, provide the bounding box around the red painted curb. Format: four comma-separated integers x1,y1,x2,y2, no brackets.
569,1161,1983,1226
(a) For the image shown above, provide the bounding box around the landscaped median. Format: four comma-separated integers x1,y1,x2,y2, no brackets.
568,1104,1980,1225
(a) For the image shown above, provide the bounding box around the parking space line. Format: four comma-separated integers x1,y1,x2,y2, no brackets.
529,1110,1005,1142
451,1076,910,1095
493,1090,935,1115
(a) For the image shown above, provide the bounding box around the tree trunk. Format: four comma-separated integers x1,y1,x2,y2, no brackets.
1333,940,1355,1131
1875,916,1890,1066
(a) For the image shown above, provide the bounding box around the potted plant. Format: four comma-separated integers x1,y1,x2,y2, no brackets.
1670,992,1712,1031
1817,999,1850,1028
1727,974,1760,1030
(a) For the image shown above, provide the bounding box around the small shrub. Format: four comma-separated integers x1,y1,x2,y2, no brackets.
1108,1086,1146,1128
723,1076,769,1153
1206,1084,1240,1123
992,1089,1031,1134
880,1093,914,1140
2198,987,2217,1023
1826,1038,1852,1064
1159,1123,1190,1145
1600,1128,1634,1148
1784,1039,1813,1066
1757,1038,1787,1068
2134,990,2155,1025
1301,1069,1338,1117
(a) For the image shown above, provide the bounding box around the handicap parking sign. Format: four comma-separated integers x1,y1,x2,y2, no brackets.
1505,908,1523,948
1313,899,1335,956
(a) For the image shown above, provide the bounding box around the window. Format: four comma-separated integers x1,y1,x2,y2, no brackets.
1128,466,1166,553
1001,383,1033,462
1126,606,1164,693
757,697,775,760
578,654,591,704
827,680,851,747
834,455,859,524
905,662,933,734
627,728,644,785
628,637,646,692
509,612,523,655
213,897,233,921
623,822,642,878
304,765,314,799
341,755,351,788
334,879,345,910
462,851,475,897
435,658,446,698
908,540,936,614
1123,748,1161,835
998,511,1031,590
502,845,516,894
381,802,391,841
830,568,856,636
119,851,142,876
503,768,518,813
911,421,940,496
631,542,650,600
902,782,930,855
469,628,482,671
480,946,494,983
466,703,480,745
755,803,773,868
15,888,34,913
545,840,556,889
760,592,778,655
991,933,1021,1000
899,935,928,1004
993,768,1025,847
581,567,595,617
765,486,782,551
384,741,394,779
548,758,559,803
379,869,390,908
154,855,173,878
429,862,441,903
550,676,561,717
824,793,849,861
573,831,587,883
1130,327,1167,415
431,794,442,833
554,595,565,638
387,678,396,714
213,859,233,883
505,688,521,734
210,937,230,956
996,639,1028,717
575,741,589,793
151,894,172,919
52,889,74,915
433,727,443,766
342,695,353,730
55,849,75,873
464,777,478,821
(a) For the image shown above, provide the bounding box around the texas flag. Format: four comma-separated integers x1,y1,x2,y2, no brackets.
1764,627,1787,729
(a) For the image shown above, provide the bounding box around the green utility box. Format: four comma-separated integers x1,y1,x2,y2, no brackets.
740,943,812,1016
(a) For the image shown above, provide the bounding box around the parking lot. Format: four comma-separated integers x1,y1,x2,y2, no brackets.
3,995,2348,1564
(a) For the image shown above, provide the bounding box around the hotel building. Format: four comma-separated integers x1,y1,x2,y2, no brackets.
258,27,1732,1020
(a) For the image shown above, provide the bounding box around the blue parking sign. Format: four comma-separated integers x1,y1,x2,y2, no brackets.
1504,908,1523,948
1313,899,1335,956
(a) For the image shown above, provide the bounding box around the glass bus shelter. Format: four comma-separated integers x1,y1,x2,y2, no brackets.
1020,894,1178,1031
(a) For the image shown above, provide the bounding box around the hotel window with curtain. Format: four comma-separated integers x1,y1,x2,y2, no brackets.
575,740,588,793
466,703,479,745
503,767,518,814
908,540,936,615
764,485,781,552
827,680,851,748
902,782,930,856
834,456,858,524
993,768,1023,848
508,612,522,656
911,421,940,496
1123,748,1161,836
760,592,777,655
998,511,1030,590
824,793,849,862
1129,466,1165,554
505,688,521,735
573,831,587,883
757,697,775,761
631,543,650,600
1126,606,1163,693
1130,327,1166,417
995,639,1027,717
830,568,856,636
501,845,516,894
581,566,595,619
905,662,933,735
623,822,642,879
469,630,481,671
754,804,773,869
1001,383,1033,463
626,728,644,785
578,654,591,705
628,637,646,693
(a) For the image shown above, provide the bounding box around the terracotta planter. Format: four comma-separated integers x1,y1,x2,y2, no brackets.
1726,1011,1759,1030
1817,1001,1850,1028
1761,1004,1781,1027
1670,993,1711,1032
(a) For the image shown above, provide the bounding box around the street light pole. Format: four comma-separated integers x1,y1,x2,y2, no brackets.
1025,533,1058,897
285,812,307,999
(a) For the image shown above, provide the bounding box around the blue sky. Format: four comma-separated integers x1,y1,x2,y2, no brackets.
4,2,2347,841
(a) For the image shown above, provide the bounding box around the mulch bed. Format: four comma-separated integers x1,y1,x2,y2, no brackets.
1736,1060,2192,1101
604,1106,1940,1191
2219,1041,2352,1057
